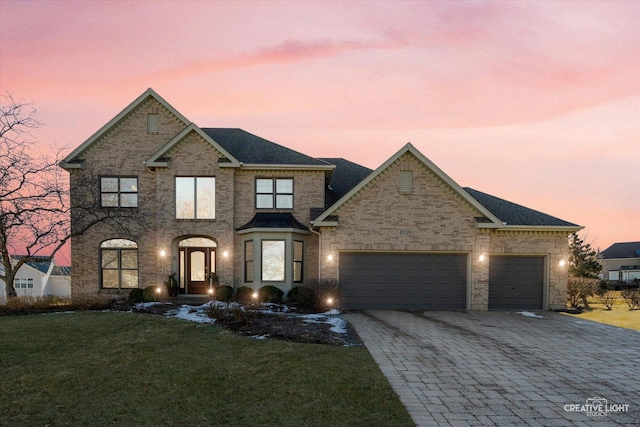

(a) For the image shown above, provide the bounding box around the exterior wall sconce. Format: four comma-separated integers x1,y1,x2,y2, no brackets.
559,259,567,267
327,254,334,262
222,250,229,258
159,249,166,258
478,254,486,262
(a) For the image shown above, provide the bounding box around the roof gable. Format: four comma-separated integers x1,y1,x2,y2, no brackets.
313,143,501,226
60,88,190,168
145,124,240,167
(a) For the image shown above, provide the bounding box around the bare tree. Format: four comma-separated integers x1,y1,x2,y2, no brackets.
0,93,70,298
1,93,150,299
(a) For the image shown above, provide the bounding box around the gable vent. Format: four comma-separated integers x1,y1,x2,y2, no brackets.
147,113,159,134
399,171,413,193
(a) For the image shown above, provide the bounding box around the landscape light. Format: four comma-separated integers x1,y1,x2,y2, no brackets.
252,292,258,299
327,297,333,306
155,287,161,294
208,288,214,296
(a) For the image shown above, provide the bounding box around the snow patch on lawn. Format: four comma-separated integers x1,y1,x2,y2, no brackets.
166,304,216,324
301,312,347,334
518,311,544,319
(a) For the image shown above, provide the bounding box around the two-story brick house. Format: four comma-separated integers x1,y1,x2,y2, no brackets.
60,88,582,310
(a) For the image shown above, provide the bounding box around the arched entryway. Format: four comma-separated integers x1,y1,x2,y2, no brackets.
178,237,217,294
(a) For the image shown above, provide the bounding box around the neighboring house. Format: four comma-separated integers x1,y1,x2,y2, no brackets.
0,256,71,299
599,242,640,285
59,88,582,310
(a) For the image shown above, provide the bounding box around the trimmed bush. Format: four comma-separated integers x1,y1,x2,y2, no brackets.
288,279,340,312
236,286,255,302
259,286,284,303
286,286,300,303
128,288,144,304
143,286,161,302
216,285,234,302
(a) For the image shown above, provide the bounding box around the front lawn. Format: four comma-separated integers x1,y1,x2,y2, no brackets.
0,312,413,427
563,293,640,331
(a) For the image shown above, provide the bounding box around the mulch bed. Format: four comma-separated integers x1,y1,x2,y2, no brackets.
132,302,363,346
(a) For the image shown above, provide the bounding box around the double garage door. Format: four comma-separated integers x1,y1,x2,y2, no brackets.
339,252,544,310
339,252,468,310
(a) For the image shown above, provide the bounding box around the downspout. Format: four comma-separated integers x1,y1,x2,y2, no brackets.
309,224,322,279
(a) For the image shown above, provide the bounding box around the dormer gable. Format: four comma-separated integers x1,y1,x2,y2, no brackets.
59,88,190,169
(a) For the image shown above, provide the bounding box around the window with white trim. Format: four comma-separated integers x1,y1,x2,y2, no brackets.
256,178,293,209
176,177,216,219
101,177,138,207
244,241,254,283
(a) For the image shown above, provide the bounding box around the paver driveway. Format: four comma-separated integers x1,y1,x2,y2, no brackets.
346,310,639,427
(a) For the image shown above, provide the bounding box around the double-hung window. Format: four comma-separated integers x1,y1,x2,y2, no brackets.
256,178,293,209
176,177,216,219
101,177,138,207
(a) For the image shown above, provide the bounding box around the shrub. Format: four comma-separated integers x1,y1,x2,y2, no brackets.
215,285,234,302
289,279,340,312
567,276,600,309
236,286,255,303
0,295,113,315
621,288,640,310
128,288,145,304
258,286,284,303
143,286,162,302
286,286,300,303
600,290,617,310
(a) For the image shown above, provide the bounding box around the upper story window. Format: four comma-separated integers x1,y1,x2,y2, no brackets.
256,178,293,209
176,177,215,219
101,177,138,207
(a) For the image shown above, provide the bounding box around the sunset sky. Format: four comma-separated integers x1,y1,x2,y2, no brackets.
1,0,638,264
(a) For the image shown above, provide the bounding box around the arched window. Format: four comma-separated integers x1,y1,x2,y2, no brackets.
101,239,138,289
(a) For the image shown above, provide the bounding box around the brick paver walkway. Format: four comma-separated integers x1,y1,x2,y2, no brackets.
346,310,639,427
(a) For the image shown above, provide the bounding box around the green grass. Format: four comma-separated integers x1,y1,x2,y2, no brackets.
0,312,413,427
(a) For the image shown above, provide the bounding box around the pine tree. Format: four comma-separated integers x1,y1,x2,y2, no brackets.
568,232,602,279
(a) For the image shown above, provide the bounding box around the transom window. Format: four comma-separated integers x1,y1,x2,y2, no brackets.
101,177,138,207
176,177,215,219
256,178,293,209
100,239,138,289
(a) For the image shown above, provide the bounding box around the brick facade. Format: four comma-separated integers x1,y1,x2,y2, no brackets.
63,89,577,310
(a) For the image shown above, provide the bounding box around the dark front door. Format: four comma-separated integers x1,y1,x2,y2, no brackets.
184,247,215,294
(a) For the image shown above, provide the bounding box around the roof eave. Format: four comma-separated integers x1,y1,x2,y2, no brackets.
238,164,336,171
477,224,584,232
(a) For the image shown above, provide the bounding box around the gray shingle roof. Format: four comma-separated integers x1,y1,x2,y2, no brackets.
202,128,331,166
464,188,579,227
320,158,373,208
12,255,52,274
52,266,72,276
601,242,640,259
237,213,308,231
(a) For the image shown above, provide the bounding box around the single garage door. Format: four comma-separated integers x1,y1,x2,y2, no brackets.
339,252,467,310
489,256,544,310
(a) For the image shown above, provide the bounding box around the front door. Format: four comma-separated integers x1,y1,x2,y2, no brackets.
184,247,216,294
